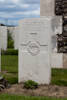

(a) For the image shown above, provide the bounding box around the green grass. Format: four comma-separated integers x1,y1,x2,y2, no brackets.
1,55,67,86
0,94,66,100
1,55,18,73
1,55,67,99
51,68,67,86
1,55,18,84
2,73,18,84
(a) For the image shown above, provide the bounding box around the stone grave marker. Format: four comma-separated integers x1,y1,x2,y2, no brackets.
18,17,53,84
0,26,7,50
13,27,19,50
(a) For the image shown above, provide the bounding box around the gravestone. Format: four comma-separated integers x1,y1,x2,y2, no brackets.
19,17,53,84
0,26,7,50
13,27,19,50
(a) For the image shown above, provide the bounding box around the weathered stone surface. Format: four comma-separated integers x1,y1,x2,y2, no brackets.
19,17,52,84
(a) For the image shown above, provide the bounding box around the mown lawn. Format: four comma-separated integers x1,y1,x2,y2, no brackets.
0,94,67,100
1,55,67,86
52,68,67,86
1,55,67,100
1,55,18,84
1,55,18,73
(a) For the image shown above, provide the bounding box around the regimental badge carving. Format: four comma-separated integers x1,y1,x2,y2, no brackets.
27,41,40,56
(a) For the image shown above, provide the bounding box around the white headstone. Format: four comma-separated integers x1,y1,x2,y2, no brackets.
13,27,19,49
19,17,53,84
0,26,7,50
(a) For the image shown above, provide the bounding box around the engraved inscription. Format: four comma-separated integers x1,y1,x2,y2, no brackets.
27,41,40,56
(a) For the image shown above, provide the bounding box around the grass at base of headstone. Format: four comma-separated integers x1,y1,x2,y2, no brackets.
1,54,67,86
0,94,67,100
51,68,67,86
